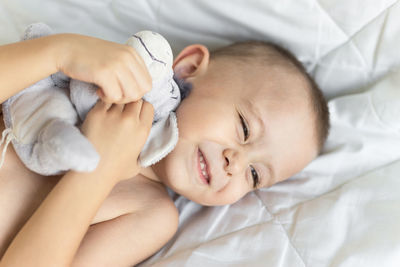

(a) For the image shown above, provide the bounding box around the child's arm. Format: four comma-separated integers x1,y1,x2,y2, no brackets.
0,100,154,267
0,34,152,104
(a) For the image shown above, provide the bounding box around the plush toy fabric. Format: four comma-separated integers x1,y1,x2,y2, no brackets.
1,23,185,175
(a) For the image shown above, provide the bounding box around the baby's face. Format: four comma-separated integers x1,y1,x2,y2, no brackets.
151,58,318,206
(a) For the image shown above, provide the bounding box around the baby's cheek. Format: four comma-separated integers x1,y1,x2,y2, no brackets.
209,185,248,206
175,103,204,137
178,103,234,141
162,140,192,183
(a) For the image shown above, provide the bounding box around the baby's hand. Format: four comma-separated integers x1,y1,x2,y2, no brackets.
54,33,152,104
80,99,154,182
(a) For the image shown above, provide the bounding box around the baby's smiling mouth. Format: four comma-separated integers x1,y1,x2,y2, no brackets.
198,148,211,185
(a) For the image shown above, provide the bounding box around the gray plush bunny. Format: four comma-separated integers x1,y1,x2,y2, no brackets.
1,23,183,175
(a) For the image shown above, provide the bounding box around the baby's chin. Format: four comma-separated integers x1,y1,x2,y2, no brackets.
175,189,240,207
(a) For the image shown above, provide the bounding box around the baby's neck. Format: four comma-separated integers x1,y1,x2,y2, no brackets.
139,165,161,184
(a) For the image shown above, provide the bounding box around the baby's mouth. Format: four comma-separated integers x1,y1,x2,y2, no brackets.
198,148,211,185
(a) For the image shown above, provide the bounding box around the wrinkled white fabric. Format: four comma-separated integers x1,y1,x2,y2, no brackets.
1,0,400,266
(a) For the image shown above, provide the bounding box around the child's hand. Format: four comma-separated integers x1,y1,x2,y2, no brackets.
54,33,152,104
80,99,154,182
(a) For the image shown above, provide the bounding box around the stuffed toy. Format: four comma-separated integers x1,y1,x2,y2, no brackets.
1,23,189,176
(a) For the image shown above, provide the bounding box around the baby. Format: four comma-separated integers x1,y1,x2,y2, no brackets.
0,34,329,266
151,41,330,206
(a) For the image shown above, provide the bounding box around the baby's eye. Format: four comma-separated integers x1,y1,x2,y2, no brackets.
250,165,260,189
239,113,249,141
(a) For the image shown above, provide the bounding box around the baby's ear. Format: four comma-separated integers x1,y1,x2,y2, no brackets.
173,44,209,79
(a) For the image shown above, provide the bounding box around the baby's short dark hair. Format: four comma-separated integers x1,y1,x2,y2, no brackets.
209,41,330,153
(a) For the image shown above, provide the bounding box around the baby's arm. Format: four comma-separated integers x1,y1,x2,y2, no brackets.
0,36,57,103
0,33,152,104
0,100,154,266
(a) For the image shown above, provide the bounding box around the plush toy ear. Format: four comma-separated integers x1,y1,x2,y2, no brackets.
173,44,210,79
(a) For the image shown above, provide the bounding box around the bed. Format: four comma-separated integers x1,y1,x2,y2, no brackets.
1,0,400,266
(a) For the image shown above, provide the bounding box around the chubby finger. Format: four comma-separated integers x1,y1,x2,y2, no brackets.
126,49,152,95
131,62,152,96
116,68,141,102
91,99,108,111
126,45,149,75
97,89,116,104
107,103,125,113
139,101,154,122
96,89,105,99
123,99,143,117
98,79,123,104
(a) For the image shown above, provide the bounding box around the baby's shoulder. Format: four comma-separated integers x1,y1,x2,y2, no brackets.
122,175,179,240
110,174,178,223
93,174,179,241
134,174,178,223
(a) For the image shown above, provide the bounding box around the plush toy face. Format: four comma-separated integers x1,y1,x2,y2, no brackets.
126,31,173,82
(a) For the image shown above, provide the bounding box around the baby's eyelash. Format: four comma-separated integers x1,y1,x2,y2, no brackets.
250,165,260,188
239,113,249,141
238,113,259,188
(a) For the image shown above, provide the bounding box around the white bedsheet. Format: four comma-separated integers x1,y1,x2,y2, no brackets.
1,0,399,266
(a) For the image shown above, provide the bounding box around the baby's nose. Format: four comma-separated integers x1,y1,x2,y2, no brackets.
223,148,246,175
